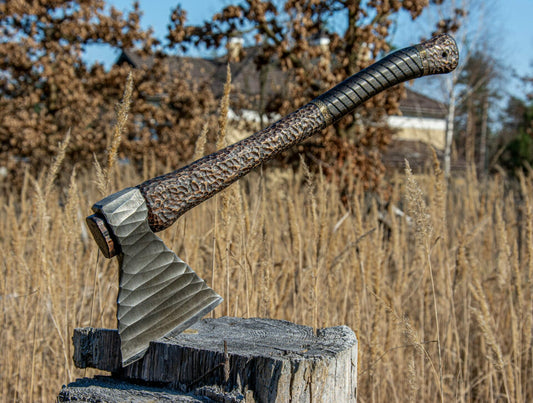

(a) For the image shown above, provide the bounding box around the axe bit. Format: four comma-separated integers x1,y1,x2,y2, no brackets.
86,34,458,366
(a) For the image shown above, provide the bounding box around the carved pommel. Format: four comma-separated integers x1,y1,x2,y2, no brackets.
416,33,459,75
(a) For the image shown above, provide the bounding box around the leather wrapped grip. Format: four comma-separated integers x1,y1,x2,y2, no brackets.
311,34,458,126
133,35,459,233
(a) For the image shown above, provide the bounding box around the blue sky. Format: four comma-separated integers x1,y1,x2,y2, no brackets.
85,0,533,99
496,0,533,90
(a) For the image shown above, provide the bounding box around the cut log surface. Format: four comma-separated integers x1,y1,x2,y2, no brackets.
71,317,357,402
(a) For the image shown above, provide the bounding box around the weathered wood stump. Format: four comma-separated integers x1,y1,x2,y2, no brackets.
58,317,357,402
57,376,221,402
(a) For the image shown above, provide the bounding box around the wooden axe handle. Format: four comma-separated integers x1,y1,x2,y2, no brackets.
137,34,458,232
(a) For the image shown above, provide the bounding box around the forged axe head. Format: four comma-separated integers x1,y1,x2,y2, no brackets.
87,188,222,366
86,34,458,367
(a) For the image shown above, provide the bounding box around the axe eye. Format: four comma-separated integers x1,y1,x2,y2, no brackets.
86,214,119,258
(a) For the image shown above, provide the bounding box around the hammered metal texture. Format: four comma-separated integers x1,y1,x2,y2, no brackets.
415,34,459,75
92,188,223,365
138,104,326,232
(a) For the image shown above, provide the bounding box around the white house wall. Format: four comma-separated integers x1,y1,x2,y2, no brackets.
227,108,447,151
387,115,446,150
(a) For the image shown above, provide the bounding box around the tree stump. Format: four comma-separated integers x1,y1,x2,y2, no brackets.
59,317,357,402
57,376,220,402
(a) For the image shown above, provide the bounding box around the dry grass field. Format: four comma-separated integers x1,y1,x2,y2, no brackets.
2,152,533,401
1,78,532,401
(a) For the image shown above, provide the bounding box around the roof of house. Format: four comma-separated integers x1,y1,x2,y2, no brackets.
118,47,286,105
399,89,447,119
117,48,447,119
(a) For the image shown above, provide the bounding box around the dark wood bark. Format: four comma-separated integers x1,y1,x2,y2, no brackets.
57,376,217,402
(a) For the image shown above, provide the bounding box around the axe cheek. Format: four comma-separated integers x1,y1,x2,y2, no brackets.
87,187,223,365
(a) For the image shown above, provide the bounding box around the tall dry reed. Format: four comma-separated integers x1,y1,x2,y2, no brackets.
1,80,532,401
2,145,533,402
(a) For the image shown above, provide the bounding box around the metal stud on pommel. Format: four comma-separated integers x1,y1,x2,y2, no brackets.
416,34,459,75
86,34,459,366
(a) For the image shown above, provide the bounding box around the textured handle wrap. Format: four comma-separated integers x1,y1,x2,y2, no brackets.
134,34,458,233
138,104,326,232
311,34,458,125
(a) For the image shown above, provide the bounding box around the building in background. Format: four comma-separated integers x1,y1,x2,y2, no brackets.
383,90,449,170
117,47,449,170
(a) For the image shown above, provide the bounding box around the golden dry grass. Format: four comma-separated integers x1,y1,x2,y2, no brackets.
2,152,533,401
1,76,532,402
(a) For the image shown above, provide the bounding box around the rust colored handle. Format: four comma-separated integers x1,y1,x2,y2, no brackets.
138,34,458,232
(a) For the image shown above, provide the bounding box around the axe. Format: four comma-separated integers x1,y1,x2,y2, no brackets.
86,34,458,366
